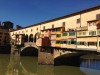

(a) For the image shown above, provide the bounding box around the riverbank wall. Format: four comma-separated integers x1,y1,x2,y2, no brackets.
0,45,11,54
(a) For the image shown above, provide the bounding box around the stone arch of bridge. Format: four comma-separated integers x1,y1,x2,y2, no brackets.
20,46,38,56
54,50,82,66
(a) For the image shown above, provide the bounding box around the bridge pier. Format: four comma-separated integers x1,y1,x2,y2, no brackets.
38,47,79,65
38,47,54,65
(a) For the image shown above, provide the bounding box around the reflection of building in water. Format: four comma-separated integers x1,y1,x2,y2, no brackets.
80,54,100,70
6,52,37,75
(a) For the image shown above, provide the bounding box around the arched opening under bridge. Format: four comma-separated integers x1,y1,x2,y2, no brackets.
54,53,81,66
20,47,38,56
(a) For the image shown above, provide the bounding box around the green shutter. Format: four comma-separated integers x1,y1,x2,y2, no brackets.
68,41,70,44
89,31,96,35
68,41,69,44
74,41,76,45
69,32,75,36
62,33,67,36
60,41,63,44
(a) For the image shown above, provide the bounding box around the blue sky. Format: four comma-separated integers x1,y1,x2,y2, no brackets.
0,0,100,28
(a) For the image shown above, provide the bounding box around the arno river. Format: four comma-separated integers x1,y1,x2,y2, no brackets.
0,53,100,75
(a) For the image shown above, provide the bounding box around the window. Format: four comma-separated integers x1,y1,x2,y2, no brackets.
19,31,20,34
80,42,85,45
78,32,82,35
22,31,24,33
52,24,54,28
96,14,100,19
88,42,97,46
71,41,74,44
62,33,67,36
77,42,80,45
56,34,61,37
56,41,60,44
69,32,75,36
84,42,87,46
60,41,63,44
63,41,67,44
71,39,76,45
26,30,28,32
67,41,70,44
89,31,96,35
99,41,100,46
77,18,80,24
43,26,45,30
98,30,100,35
62,22,65,27
31,29,33,32
56,28,61,31
83,32,86,35
52,29,55,32
37,28,38,30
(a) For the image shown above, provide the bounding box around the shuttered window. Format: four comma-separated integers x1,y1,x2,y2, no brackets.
89,31,96,35
69,32,75,36
62,33,67,36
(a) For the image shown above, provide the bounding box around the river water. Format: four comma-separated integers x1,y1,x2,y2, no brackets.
0,53,100,75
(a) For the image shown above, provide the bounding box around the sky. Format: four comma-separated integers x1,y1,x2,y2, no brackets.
0,0,100,28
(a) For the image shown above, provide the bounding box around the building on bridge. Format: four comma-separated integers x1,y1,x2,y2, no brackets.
10,6,100,52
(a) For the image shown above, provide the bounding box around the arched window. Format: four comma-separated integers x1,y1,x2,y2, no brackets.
25,34,28,42
29,34,33,42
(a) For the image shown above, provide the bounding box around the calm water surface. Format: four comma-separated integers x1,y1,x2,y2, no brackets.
0,53,100,75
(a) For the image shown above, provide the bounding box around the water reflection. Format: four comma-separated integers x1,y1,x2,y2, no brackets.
1,53,100,75
80,54,100,70
6,52,37,75
80,54,100,75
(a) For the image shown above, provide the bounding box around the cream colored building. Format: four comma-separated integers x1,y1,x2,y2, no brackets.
10,6,100,51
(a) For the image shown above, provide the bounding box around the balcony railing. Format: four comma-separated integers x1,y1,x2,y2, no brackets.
76,26,88,31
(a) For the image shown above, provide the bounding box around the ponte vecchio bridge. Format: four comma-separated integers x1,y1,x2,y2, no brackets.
10,6,100,65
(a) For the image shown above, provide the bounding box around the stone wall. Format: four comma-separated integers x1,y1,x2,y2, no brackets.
38,47,54,65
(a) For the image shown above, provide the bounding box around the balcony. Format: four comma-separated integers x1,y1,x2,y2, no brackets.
76,26,88,31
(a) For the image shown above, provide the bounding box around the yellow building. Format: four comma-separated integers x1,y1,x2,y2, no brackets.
61,29,76,49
